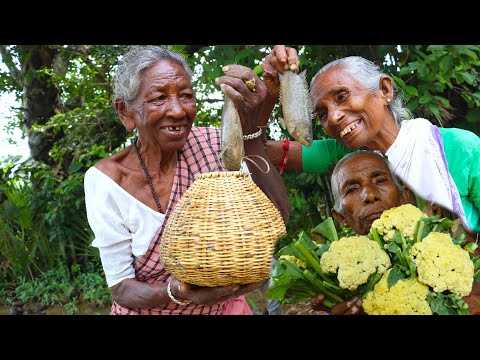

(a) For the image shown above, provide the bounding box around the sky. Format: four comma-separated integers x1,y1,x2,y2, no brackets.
0,91,30,162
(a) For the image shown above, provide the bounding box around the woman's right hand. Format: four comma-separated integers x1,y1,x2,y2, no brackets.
261,45,300,101
169,278,261,306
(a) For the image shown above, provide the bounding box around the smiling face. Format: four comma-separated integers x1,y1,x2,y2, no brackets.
311,66,391,150
125,59,196,153
332,153,408,235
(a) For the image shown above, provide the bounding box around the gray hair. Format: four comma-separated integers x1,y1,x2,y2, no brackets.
311,56,411,124
331,151,404,216
113,45,193,106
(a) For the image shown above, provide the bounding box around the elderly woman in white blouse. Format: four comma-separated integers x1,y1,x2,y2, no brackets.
84,45,289,315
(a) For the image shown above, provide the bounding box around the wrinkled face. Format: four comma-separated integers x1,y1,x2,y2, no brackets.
311,66,387,150
132,59,196,152
335,153,403,235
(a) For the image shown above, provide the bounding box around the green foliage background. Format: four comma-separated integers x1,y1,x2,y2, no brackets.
1,45,479,309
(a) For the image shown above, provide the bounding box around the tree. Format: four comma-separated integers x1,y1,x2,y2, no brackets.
1,44,479,282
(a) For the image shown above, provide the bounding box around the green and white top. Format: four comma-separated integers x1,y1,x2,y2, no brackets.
302,119,480,232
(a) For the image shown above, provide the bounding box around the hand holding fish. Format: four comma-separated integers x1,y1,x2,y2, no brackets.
262,46,313,147
216,64,268,136
261,45,300,100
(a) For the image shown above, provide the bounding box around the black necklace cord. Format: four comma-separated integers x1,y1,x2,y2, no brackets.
133,137,163,213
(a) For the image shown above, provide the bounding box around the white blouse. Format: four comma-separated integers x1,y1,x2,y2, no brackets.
84,167,165,287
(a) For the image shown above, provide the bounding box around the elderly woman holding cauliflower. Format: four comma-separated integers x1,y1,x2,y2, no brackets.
309,151,479,315
307,151,413,314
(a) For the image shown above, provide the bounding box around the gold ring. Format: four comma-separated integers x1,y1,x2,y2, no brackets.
245,77,256,92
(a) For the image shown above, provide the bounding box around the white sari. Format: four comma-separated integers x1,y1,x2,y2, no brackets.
385,118,467,227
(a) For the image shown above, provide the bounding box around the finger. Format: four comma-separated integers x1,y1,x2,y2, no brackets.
216,76,248,94
346,296,359,308
218,83,258,134
348,305,359,315
311,293,326,305
219,83,246,105
286,47,299,72
330,296,358,315
222,64,258,82
234,281,263,296
215,284,241,298
272,45,289,70
261,57,277,76
197,284,242,306
263,53,284,74
346,298,363,315
310,293,327,310
330,302,349,315
219,282,260,302
355,298,364,314
261,61,281,99
221,65,265,95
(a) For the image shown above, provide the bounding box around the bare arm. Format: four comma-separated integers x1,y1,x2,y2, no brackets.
260,46,304,174
243,137,290,223
217,64,290,223
110,278,168,309
110,277,259,309
264,139,304,172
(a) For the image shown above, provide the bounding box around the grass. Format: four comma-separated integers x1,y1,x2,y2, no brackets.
0,262,112,314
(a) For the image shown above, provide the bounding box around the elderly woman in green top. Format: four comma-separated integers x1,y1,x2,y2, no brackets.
261,45,479,233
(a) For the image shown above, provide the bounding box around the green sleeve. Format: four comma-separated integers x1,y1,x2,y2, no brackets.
440,127,480,232
302,139,352,173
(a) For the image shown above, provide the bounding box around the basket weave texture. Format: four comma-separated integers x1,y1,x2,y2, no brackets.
159,171,286,287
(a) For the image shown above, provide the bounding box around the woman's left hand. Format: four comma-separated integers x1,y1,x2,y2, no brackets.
215,64,269,136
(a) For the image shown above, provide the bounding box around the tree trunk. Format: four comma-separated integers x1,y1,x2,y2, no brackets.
18,45,60,165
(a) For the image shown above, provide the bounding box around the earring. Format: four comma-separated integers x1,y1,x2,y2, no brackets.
387,98,391,103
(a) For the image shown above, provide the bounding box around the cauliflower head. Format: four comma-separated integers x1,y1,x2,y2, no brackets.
362,269,432,315
411,232,474,296
279,255,307,269
319,235,391,291
371,204,425,242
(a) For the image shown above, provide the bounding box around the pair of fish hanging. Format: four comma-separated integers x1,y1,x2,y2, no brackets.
221,70,313,171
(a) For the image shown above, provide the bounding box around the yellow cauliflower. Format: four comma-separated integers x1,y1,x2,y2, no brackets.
319,235,391,291
371,204,425,241
411,232,474,296
362,269,432,315
279,255,307,269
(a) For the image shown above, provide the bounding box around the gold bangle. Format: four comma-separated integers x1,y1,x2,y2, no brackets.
167,280,191,306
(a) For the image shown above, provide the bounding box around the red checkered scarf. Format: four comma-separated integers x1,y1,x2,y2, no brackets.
111,126,227,315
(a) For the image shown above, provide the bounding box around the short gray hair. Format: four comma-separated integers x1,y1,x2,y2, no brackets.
311,56,411,124
113,45,193,106
331,151,404,216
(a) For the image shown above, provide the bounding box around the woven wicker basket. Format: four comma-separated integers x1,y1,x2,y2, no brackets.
159,171,286,287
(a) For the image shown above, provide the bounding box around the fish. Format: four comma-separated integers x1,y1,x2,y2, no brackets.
220,96,244,171
278,70,314,148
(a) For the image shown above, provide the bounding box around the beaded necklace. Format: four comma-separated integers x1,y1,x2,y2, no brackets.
133,137,163,213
